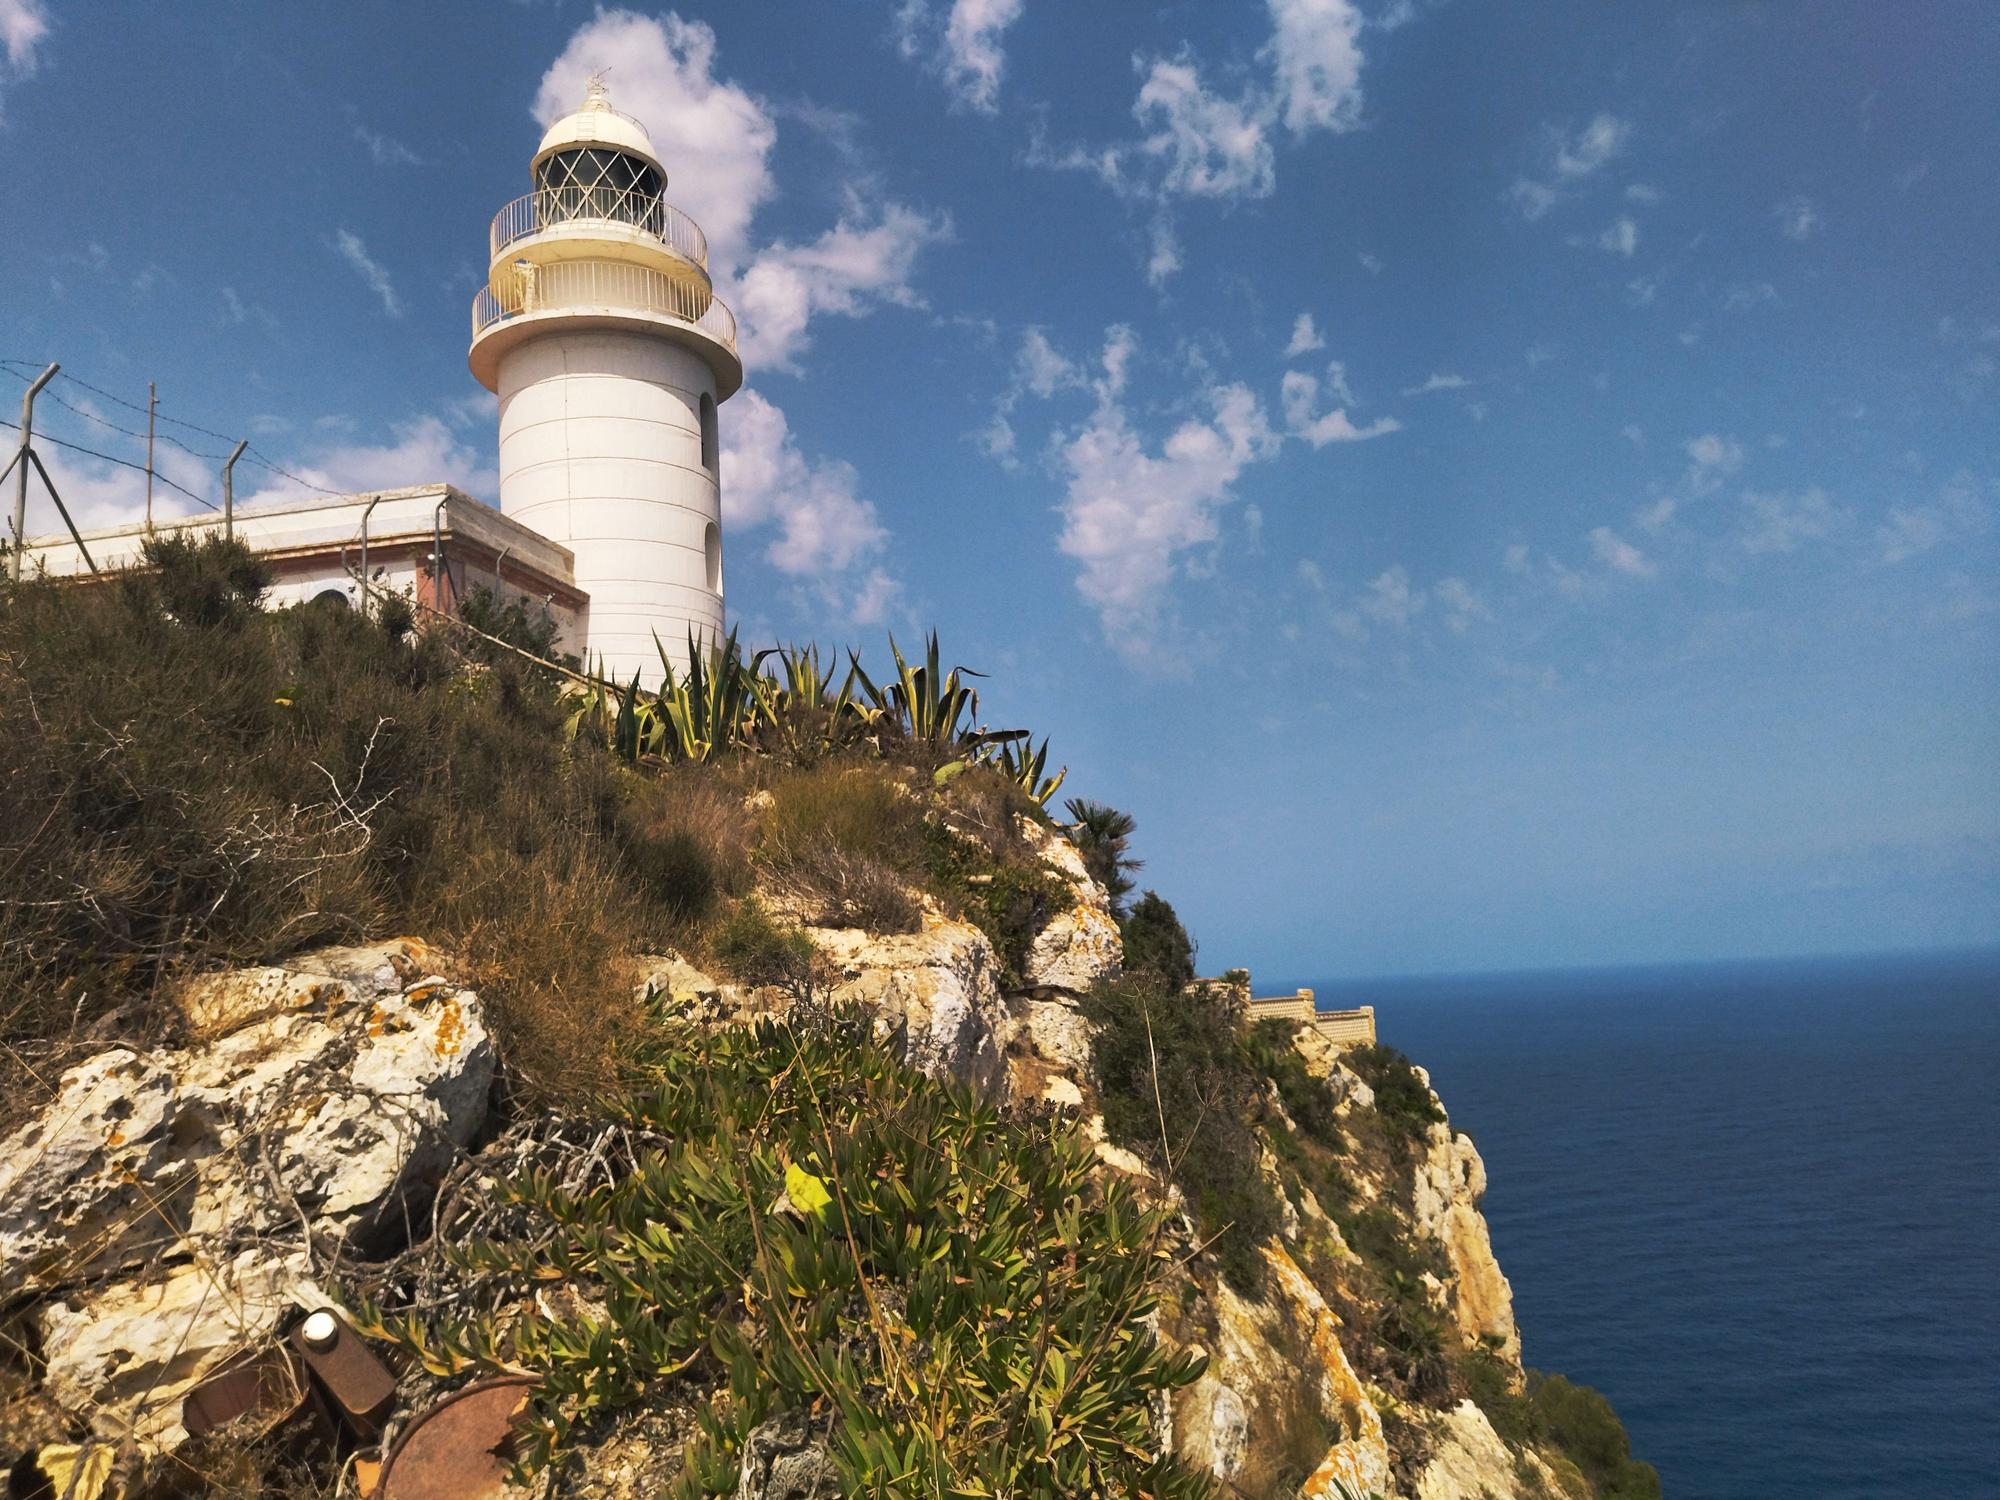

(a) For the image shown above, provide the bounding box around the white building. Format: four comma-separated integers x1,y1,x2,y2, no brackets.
16,79,739,685
470,76,741,682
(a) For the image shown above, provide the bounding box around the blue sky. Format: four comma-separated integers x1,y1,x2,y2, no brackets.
3,1,1995,978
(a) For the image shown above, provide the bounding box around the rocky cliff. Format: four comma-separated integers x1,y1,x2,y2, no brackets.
0,819,1639,1499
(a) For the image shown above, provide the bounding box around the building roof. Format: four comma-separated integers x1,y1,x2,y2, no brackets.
533,77,663,178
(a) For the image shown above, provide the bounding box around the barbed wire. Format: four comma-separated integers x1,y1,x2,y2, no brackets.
0,414,219,512
0,359,345,497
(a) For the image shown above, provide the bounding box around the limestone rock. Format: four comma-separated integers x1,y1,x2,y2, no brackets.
38,1249,309,1452
175,937,444,1038
995,995,1097,1107
1,940,493,1451
1412,1124,1520,1368
1023,903,1123,994
814,916,1009,1089
1415,1400,1527,1500
737,1409,838,1499
1166,1246,1389,1498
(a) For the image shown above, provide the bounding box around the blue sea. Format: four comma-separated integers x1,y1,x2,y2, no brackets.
1300,949,2000,1500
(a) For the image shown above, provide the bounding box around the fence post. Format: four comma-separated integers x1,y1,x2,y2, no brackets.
8,363,59,582
145,382,157,531
221,440,248,542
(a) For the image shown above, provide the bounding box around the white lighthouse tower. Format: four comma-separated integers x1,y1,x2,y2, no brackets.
470,77,741,683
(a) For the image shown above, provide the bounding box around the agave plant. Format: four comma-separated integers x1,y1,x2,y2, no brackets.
641,627,760,762
990,734,1068,807
746,642,880,761
853,631,985,746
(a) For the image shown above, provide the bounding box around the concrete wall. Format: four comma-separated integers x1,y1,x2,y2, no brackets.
497,329,722,684
16,484,589,661
1246,989,1378,1048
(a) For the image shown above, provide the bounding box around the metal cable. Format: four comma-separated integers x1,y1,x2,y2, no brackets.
0,415,219,511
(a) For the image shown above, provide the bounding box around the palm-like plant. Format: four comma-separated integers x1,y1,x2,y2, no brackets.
643,628,759,762
1063,798,1141,913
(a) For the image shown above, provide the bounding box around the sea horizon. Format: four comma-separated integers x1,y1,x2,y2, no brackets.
1285,945,2000,1499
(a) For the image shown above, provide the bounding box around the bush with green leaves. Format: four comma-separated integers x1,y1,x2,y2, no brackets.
1344,1043,1446,1152
1120,891,1196,987
1082,973,1280,1294
349,1008,1211,1495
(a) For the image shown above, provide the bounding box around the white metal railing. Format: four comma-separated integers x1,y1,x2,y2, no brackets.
471,260,738,353
489,188,709,269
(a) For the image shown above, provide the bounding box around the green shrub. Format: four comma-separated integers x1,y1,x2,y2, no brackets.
349,1009,1213,1495
1121,891,1195,987
1244,1017,1343,1148
1529,1375,1660,1499
1083,973,1279,1294
1346,1043,1445,1152
455,581,568,663
137,529,270,628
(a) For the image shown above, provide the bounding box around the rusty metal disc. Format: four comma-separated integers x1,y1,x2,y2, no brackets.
376,1376,539,1500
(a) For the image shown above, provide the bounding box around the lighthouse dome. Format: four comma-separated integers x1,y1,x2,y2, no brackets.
533,76,664,179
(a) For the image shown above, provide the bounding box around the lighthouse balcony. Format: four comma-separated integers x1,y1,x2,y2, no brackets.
490,188,709,273
469,260,742,397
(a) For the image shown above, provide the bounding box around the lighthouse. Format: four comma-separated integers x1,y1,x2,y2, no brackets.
469,77,741,684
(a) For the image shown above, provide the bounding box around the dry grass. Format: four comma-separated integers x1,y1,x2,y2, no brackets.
755,761,924,933
0,543,707,1112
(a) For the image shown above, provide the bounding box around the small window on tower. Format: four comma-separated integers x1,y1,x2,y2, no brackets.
699,393,718,474
704,521,722,594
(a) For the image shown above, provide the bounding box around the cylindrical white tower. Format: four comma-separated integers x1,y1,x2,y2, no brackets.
470,77,742,684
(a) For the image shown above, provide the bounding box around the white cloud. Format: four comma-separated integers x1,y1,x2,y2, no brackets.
1357,250,1382,274
1597,216,1638,256
1135,54,1278,200
1555,114,1629,178
1625,183,1661,204
1401,372,1468,396
1509,112,1630,219
1264,0,1366,137
1503,543,1532,574
734,201,952,371
895,0,1025,114
1589,525,1655,577
353,124,422,167
1280,370,1400,446
1634,496,1677,532
1877,470,1991,564
1359,564,1424,625
1057,331,1278,654
1284,312,1326,357
332,229,401,317
722,388,890,587
1722,281,1777,312
1435,576,1490,632
535,11,777,278
1684,433,1745,494
0,0,47,120
1145,213,1183,288
1739,487,1845,554
1506,179,1559,221
1774,194,1819,242
1030,0,1367,283
241,415,497,508
1018,327,1082,397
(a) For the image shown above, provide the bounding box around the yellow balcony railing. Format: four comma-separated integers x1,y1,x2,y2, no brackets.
471,259,737,352
489,188,709,269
